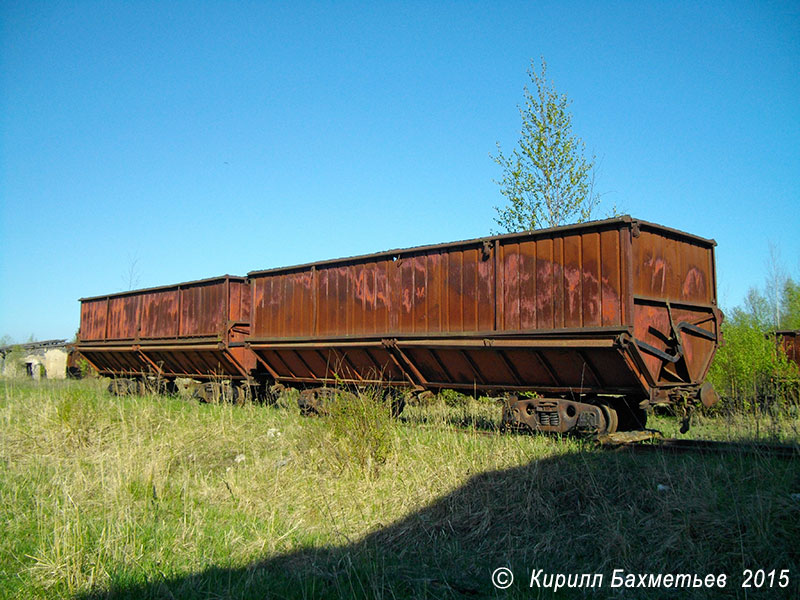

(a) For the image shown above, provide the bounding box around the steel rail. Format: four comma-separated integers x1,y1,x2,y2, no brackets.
621,437,800,459
396,420,800,459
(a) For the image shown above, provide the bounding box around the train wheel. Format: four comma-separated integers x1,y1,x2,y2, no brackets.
219,383,231,403
150,377,172,396
215,382,237,403
133,378,147,395
600,405,618,434
391,397,406,418
193,382,219,403
298,388,325,415
265,383,286,405
190,385,202,402
108,378,130,396
298,387,359,415
386,390,406,417
228,384,242,404
236,383,253,404
139,377,158,395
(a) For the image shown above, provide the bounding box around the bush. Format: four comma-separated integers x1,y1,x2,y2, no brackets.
78,357,96,378
708,308,798,410
321,388,396,477
1,345,27,378
438,388,469,407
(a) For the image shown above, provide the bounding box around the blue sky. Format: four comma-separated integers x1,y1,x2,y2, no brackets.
1,1,798,342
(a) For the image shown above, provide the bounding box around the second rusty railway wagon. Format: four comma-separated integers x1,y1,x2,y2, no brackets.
246,216,722,433
774,330,800,371
75,275,255,398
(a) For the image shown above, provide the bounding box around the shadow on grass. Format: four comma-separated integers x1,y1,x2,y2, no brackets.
399,400,504,433
76,449,799,600
399,412,500,433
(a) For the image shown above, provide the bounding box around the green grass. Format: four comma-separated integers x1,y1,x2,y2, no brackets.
1,379,798,599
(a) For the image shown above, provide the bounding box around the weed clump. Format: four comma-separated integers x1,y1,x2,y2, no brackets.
319,388,396,477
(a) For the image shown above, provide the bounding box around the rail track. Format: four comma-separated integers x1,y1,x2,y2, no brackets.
400,420,800,459
603,435,800,459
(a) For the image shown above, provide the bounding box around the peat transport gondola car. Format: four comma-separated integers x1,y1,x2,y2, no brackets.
773,330,800,370
75,275,256,401
245,216,723,434
75,216,722,434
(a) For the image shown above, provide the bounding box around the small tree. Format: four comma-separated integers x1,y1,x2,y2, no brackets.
708,271,800,411
492,58,601,232
707,307,795,405
122,252,141,291
781,278,800,329
764,242,786,329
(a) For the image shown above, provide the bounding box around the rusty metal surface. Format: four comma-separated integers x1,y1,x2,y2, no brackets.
76,276,256,380
247,216,721,403
630,223,721,393
774,330,800,369
249,330,641,395
248,215,716,278
79,275,249,340
76,344,151,376
249,218,640,339
502,397,611,434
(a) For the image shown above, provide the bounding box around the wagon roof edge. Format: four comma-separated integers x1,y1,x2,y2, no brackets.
78,275,247,302
247,215,717,277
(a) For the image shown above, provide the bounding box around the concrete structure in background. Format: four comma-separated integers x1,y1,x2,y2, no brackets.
0,339,70,379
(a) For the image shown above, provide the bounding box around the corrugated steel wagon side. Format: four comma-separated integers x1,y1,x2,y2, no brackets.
246,216,722,433
774,330,800,370
75,275,256,399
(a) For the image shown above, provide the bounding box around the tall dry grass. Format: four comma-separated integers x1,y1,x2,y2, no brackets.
1,379,797,599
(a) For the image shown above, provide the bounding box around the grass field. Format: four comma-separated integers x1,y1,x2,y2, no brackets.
1,379,798,599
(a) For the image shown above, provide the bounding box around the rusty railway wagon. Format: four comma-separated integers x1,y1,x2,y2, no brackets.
774,330,800,371
75,275,256,400
245,216,722,434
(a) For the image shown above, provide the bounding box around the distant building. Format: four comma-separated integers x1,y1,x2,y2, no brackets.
0,339,70,380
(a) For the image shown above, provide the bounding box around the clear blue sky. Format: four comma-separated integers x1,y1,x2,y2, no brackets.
1,1,798,342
